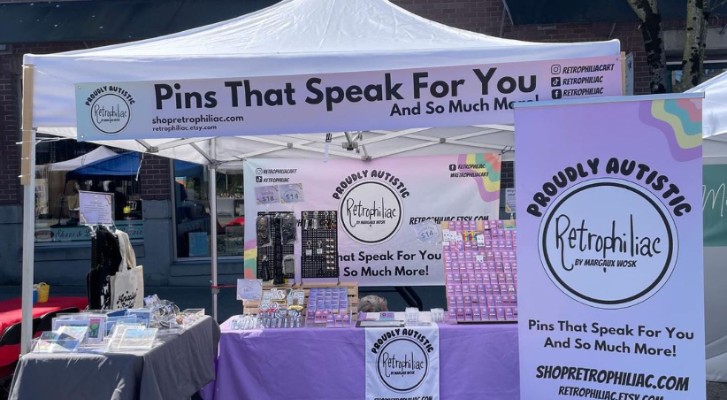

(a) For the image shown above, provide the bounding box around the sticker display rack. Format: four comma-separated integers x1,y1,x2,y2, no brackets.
442,220,518,323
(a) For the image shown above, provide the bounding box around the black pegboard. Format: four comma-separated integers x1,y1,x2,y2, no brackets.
256,212,295,284
300,210,339,278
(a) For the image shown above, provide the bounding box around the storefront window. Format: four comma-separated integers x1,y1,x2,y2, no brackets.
34,141,144,243
666,61,727,92
173,161,244,259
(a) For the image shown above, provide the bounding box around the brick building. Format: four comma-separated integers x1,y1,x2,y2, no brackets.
0,0,717,286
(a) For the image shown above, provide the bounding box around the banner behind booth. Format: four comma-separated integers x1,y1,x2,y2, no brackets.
243,153,501,286
515,95,705,399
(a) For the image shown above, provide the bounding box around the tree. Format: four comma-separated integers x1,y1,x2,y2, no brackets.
627,0,667,93
627,0,713,93
682,0,710,90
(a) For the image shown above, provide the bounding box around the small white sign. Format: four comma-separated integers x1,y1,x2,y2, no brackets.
236,279,263,301
78,190,114,225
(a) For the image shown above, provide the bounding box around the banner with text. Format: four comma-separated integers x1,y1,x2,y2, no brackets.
703,164,727,247
75,56,621,141
515,95,705,399
243,153,501,285
365,325,440,400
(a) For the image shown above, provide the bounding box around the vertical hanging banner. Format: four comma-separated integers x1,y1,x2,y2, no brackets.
243,153,501,286
515,94,705,399
703,164,727,246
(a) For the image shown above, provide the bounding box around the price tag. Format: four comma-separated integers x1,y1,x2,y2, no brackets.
236,279,263,301
280,183,304,203
476,233,486,247
442,230,453,241
254,186,279,205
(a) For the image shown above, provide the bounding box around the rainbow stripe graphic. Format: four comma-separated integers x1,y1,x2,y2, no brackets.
639,98,702,161
243,240,257,279
456,153,501,202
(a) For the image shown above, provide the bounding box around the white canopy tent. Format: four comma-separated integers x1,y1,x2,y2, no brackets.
47,145,119,171
19,0,622,355
690,71,727,162
687,76,727,381
24,0,620,166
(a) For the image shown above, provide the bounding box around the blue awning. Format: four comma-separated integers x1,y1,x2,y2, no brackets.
70,152,201,176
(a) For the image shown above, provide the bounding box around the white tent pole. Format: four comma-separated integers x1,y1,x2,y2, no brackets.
209,139,218,321
19,64,36,355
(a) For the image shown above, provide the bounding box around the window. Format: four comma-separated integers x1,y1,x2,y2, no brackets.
173,161,244,259
666,61,727,92
34,141,143,243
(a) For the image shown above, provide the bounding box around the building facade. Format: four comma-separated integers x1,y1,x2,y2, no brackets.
0,0,716,286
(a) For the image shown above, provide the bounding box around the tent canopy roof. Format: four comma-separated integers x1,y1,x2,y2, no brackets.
26,0,619,165
28,0,618,61
48,146,119,171
687,71,727,159
66,151,202,176
69,151,140,177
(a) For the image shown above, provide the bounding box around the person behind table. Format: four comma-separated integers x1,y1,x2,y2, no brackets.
358,295,389,312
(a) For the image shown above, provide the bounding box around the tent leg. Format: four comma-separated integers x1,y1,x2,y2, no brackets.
20,65,36,355
20,173,35,354
209,140,218,321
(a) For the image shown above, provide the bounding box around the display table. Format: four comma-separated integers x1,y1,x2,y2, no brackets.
0,296,88,368
8,315,220,400
205,318,519,400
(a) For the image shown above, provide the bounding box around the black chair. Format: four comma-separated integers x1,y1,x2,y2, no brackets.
1,316,50,397
0,323,21,347
0,322,23,395
1,317,41,345
35,307,81,334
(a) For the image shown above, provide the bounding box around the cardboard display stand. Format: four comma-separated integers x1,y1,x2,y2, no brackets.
242,282,359,322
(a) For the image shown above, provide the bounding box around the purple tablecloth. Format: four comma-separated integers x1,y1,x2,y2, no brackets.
205,320,519,400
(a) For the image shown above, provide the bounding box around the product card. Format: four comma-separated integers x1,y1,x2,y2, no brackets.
237,279,263,300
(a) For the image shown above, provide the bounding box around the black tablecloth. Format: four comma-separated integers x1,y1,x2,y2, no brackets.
9,316,220,400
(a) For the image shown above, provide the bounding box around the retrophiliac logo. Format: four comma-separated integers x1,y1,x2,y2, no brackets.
539,178,677,308
340,181,402,244
85,85,135,134
371,328,433,393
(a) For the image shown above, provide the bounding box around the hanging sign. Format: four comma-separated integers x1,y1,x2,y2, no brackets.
75,56,621,141
703,164,727,246
78,190,113,225
515,94,705,399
